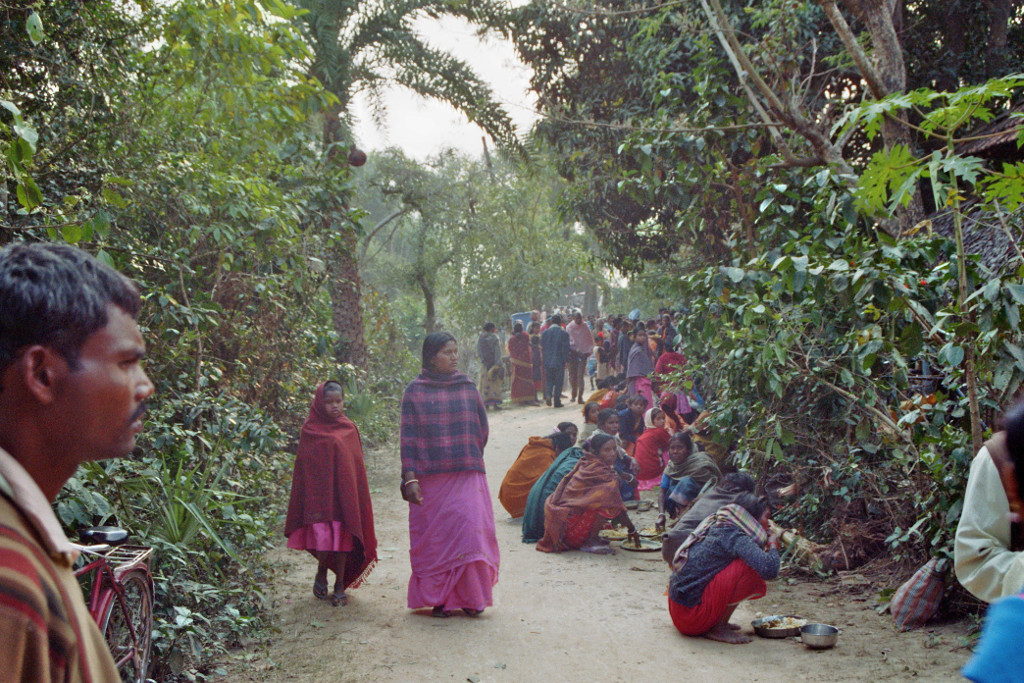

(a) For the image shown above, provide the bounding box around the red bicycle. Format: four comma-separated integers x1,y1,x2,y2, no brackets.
73,526,155,683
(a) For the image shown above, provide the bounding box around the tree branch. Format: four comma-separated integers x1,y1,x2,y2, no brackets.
818,0,889,99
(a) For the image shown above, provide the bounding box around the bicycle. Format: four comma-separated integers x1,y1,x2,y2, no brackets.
73,526,155,683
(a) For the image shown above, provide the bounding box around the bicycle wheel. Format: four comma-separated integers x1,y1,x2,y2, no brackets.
98,569,154,682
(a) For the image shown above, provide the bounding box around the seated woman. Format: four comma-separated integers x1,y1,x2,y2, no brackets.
661,472,757,565
668,494,780,644
659,432,721,524
522,444,586,544
499,424,577,518
537,434,638,555
593,408,639,502
634,408,671,490
617,394,647,456
577,401,601,446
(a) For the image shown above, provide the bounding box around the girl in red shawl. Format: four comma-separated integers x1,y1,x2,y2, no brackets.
537,434,639,555
285,381,378,607
635,407,671,490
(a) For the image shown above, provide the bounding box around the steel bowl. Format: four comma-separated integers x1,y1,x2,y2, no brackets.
800,623,839,649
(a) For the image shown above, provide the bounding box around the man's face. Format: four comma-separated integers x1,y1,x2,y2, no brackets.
574,313,583,324
56,306,154,463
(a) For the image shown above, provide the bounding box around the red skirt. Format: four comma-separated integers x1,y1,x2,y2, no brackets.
668,559,767,636
563,508,617,549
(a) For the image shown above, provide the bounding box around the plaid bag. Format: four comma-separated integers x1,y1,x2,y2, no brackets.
890,558,948,631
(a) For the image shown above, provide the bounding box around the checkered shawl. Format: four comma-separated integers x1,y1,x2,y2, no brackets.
672,503,768,569
400,369,489,476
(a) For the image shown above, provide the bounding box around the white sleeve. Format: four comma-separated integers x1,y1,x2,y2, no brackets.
954,447,1024,603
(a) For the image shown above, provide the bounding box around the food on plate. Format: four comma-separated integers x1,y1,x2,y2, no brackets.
762,616,807,630
599,528,629,540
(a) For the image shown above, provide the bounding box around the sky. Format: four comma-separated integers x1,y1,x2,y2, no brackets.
348,15,539,161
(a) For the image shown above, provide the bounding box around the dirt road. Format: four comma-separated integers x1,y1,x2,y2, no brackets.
223,402,972,682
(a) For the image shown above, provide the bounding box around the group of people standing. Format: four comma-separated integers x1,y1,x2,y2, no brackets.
502,308,693,411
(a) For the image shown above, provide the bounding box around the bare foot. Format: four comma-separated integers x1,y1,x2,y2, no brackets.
727,622,742,630
703,626,752,644
580,544,616,555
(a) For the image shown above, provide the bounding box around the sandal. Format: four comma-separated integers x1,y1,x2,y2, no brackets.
432,606,455,618
462,608,483,617
313,576,328,601
329,589,348,607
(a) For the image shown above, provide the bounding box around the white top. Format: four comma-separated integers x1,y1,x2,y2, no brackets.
954,445,1024,603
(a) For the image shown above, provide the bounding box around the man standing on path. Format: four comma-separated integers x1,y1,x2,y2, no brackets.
540,314,570,408
0,243,155,681
566,311,594,404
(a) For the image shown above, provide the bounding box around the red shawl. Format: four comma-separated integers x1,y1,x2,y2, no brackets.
537,451,623,552
285,382,378,589
508,331,534,401
634,426,671,480
655,351,687,383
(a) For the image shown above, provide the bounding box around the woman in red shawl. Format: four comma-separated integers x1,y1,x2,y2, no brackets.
635,407,671,489
537,434,639,554
508,321,538,405
285,381,378,606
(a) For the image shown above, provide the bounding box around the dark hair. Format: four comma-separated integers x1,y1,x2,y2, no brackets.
583,401,600,421
669,431,693,453
736,493,770,520
548,430,576,454
512,321,524,334
649,407,664,422
0,243,141,374
550,314,562,325
483,322,496,332
556,421,576,433
421,331,457,368
722,471,756,493
528,321,540,333
1005,399,1024,501
589,433,615,455
597,408,618,427
323,380,344,395
627,394,647,408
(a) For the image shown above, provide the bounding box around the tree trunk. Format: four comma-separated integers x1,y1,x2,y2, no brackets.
328,225,368,367
416,274,437,333
982,0,1015,77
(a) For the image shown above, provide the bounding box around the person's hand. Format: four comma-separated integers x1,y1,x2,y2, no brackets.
655,514,666,533
767,529,780,549
403,481,423,505
627,529,640,546
627,455,639,474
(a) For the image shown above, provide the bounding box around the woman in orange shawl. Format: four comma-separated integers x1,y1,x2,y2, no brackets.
537,434,639,554
498,425,577,518
285,381,378,606
508,321,538,405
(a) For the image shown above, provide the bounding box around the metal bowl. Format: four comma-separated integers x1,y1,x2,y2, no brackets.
751,615,806,638
800,623,839,649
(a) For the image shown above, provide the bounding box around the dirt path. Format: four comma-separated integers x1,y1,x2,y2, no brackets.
222,402,972,682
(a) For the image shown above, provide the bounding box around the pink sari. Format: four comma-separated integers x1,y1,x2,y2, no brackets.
407,471,500,610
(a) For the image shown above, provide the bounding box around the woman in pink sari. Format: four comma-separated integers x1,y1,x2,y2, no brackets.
400,332,501,617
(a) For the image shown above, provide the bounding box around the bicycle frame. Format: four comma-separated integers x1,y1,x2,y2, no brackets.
74,544,154,674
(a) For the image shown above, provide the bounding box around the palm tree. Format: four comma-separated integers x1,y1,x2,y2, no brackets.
294,0,519,367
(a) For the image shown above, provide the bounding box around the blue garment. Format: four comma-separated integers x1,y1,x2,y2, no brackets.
669,524,780,607
540,325,570,370
613,455,636,502
963,592,1024,682
521,447,584,543
660,475,703,517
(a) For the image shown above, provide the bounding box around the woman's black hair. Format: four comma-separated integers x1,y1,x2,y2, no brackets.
548,430,576,454
589,433,615,455
722,471,756,493
483,321,496,332
421,331,457,368
512,320,524,334
669,431,693,453
1005,399,1024,500
556,421,576,433
583,401,600,421
596,408,618,427
736,493,770,520
627,394,648,408
323,380,344,395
